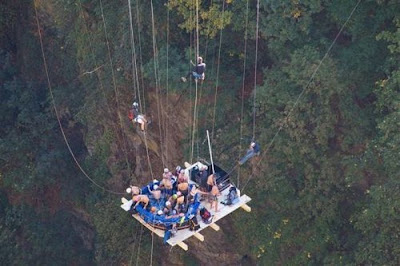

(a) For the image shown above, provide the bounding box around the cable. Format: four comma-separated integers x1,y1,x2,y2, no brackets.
211,0,225,141
238,0,250,189
150,0,166,167
34,4,124,195
241,0,363,192
252,0,260,140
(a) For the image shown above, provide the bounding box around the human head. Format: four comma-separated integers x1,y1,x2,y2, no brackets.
172,194,178,200
251,142,256,148
132,102,138,108
166,201,171,207
164,168,169,173
126,187,132,194
197,56,203,63
176,165,182,172
157,210,163,215
153,184,159,190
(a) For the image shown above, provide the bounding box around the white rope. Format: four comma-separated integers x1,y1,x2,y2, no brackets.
238,0,250,188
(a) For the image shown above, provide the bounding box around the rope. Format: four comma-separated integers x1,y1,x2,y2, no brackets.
238,0,250,189
99,0,133,178
252,0,260,140
127,0,142,110
165,5,170,164
34,4,124,195
190,0,200,163
135,0,147,113
190,81,199,163
135,226,144,265
150,0,166,167
211,0,225,141
241,0,363,192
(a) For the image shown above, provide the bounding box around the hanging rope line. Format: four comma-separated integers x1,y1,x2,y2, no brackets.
150,0,166,167
238,0,250,189
127,0,142,109
252,0,260,140
190,81,199,163
190,0,200,164
127,0,155,180
165,5,170,164
135,0,147,114
34,4,124,196
211,0,225,142
241,0,362,192
99,0,133,177
137,226,144,265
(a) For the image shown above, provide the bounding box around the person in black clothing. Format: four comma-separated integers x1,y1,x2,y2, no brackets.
181,56,206,82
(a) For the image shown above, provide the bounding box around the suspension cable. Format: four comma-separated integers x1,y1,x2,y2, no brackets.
252,0,260,140
135,0,147,113
238,0,250,189
150,0,166,167
211,0,225,141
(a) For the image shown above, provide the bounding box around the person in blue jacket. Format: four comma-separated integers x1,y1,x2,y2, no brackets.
239,141,261,165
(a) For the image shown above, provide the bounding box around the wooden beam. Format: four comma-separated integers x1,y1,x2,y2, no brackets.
209,223,220,231
132,214,165,238
240,204,251,212
177,241,188,251
194,232,204,242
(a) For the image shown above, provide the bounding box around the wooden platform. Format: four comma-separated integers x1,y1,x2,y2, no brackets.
121,187,251,251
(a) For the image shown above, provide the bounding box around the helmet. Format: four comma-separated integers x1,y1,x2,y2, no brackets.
126,187,132,194
153,185,159,190
251,142,256,147
166,201,171,206
176,166,182,172
132,102,139,107
157,210,163,215
198,56,203,63
164,168,169,173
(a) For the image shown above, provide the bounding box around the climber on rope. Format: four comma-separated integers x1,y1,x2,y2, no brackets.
128,102,148,131
181,56,206,83
239,141,261,165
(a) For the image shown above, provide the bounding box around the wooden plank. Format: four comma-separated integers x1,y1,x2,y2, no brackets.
194,232,204,242
132,214,165,238
177,241,188,251
240,203,251,212
209,223,220,231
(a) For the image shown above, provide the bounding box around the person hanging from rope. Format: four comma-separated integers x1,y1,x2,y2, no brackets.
239,141,261,165
128,102,149,131
181,56,206,83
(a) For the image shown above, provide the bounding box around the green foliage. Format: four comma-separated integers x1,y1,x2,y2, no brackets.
353,183,400,264
168,0,233,38
91,196,140,263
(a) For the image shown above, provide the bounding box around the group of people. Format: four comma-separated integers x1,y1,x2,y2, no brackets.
126,165,220,221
